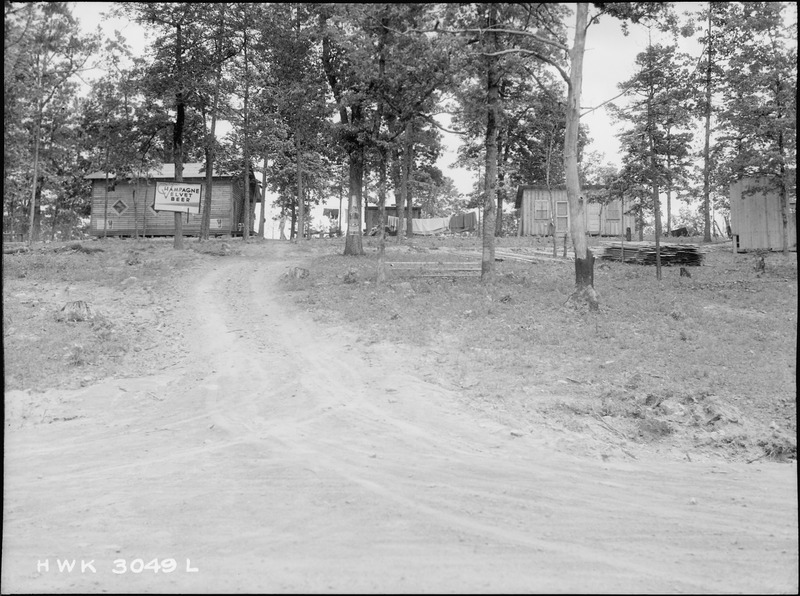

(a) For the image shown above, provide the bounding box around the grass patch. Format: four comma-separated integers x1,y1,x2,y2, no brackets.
4,234,794,463
2,238,210,390
282,235,797,462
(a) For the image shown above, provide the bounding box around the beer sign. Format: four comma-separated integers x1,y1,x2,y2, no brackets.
153,182,202,214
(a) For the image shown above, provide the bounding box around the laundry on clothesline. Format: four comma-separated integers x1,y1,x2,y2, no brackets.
412,216,451,235
370,212,478,236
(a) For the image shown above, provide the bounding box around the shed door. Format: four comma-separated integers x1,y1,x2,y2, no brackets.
556,201,569,234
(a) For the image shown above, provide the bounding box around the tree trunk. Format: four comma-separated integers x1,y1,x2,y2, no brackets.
376,15,388,284
665,136,673,235
546,123,558,257
173,24,185,250
481,3,499,281
565,3,597,310
363,163,370,235
200,4,224,242
103,145,109,240
778,141,789,255
50,200,59,241
404,120,414,239
258,153,267,238
776,73,789,255
396,141,407,242
702,4,713,244
27,80,43,244
377,146,388,284
132,186,138,239
653,183,662,280
201,143,214,241
321,31,365,255
344,142,364,255
495,125,509,237
242,26,251,243
296,133,304,241
143,187,149,237
338,179,343,235
647,34,662,281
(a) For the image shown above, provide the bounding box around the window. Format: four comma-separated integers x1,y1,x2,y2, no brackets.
556,201,568,233
112,200,127,215
534,200,549,220
606,205,621,220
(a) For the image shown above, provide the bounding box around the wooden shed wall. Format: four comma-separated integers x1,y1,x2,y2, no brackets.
518,187,568,236
585,201,634,236
518,187,634,236
730,179,797,251
90,178,235,236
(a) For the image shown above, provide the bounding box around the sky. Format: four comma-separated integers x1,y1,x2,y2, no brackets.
70,2,701,199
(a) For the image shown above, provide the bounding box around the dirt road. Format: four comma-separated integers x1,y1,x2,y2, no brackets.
3,242,797,593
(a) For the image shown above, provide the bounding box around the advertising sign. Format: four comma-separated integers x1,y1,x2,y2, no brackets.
347,203,359,236
154,182,202,214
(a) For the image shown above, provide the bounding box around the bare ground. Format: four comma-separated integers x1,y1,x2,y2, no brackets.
2,240,798,594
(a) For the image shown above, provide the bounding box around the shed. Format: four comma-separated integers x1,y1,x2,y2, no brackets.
515,185,635,237
729,178,797,252
84,163,260,237
365,204,422,233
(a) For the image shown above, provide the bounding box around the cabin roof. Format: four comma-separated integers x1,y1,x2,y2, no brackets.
84,162,242,180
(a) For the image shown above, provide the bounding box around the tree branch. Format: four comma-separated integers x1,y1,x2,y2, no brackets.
482,48,570,83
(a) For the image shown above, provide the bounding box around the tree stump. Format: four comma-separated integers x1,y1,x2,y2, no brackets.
126,250,142,265
56,301,95,322
292,267,309,279
343,269,358,284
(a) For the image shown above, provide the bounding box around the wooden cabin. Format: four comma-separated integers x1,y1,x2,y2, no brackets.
729,178,797,252
364,204,422,233
515,185,635,237
85,163,260,237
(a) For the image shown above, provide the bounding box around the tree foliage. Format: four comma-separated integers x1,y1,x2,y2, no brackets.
3,1,795,262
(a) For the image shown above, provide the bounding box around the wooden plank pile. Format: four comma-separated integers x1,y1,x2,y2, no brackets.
385,261,481,277
600,242,704,266
438,247,563,263
493,249,564,263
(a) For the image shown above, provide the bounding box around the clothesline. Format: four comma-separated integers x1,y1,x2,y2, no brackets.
384,212,478,235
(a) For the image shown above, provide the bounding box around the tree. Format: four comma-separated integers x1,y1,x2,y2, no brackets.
319,4,454,255
480,4,501,279
716,1,797,254
121,2,214,249
441,3,571,279
264,3,332,242
610,40,695,279
197,3,234,241
4,2,98,243
319,4,373,256
562,4,597,304
698,3,719,243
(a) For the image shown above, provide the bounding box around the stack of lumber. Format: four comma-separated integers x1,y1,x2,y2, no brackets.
600,242,704,266
386,261,481,277
493,249,564,263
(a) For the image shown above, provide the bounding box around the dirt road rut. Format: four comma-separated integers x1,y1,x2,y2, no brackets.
3,243,797,593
